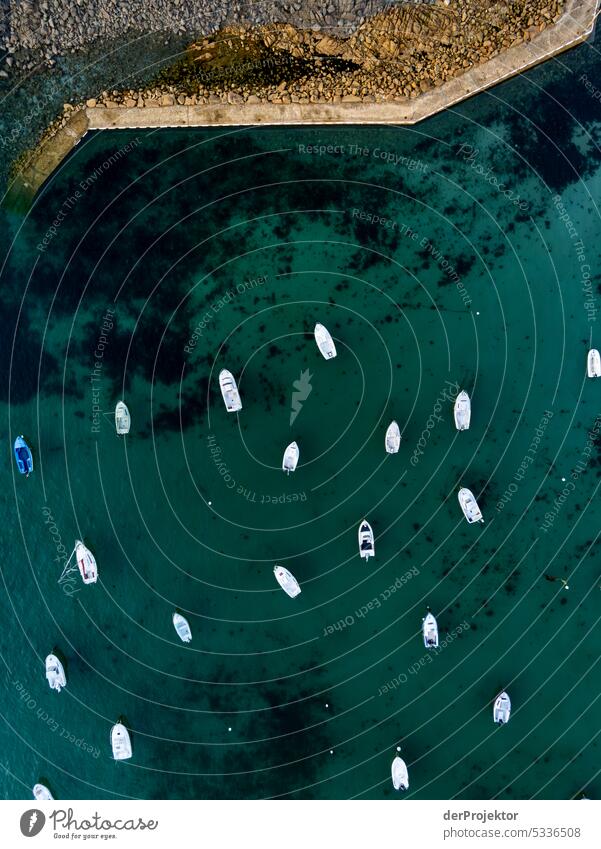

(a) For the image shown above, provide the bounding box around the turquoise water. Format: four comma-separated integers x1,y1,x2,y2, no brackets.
2,45,601,800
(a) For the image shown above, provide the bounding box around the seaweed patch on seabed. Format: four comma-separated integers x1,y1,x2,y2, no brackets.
538,414,601,533
196,669,331,799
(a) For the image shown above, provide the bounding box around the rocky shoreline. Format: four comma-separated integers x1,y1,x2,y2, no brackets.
0,0,417,76
32,0,563,128
4,0,581,204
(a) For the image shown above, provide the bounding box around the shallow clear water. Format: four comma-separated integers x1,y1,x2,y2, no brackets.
1,37,601,800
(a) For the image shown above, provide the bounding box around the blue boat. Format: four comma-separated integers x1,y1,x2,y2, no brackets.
14,436,33,476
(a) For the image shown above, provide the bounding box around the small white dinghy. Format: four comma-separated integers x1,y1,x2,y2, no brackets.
219,369,242,412
587,349,601,378
385,421,401,454
493,691,511,724
358,519,375,561
111,722,132,760
33,783,53,800
173,612,192,643
282,441,299,474
458,488,483,524
75,540,98,584
45,654,66,692
314,323,337,359
115,400,131,434
422,612,439,649
454,390,471,430
274,565,301,598
391,755,409,791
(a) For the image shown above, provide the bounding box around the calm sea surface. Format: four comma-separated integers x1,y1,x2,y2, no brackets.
1,38,601,800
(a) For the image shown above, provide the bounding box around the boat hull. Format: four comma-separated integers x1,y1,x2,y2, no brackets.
45,654,66,691
115,401,131,434
587,349,601,378
358,520,375,560
493,692,511,724
282,442,299,473
14,436,33,475
111,723,132,760
454,391,471,430
458,488,483,523
33,783,53,800
173,613,192,642
314,323,337,359
75,540,98,584
219,369,242,412
385,421,401,454
391,756,409,791
422,613,439,649
274,566,301,598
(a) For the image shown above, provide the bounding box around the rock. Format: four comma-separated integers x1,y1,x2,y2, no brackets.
315,35,344,55
86,98,97,108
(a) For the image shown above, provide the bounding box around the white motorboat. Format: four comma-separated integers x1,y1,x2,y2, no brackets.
314,323,337,359
422,612,438,649
282,441,299,474
493,691,511,724
358,519,375,561
274,565,301,598
173,612,192,643
45,654,66,692
391,755,409,791
385,421,401,454
115,400,131,434
454,390,471,430
111,722,132,760
587,349,601,378
74,540,98,584
33,783,53,800
219,369,242,412
458,488,483,524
